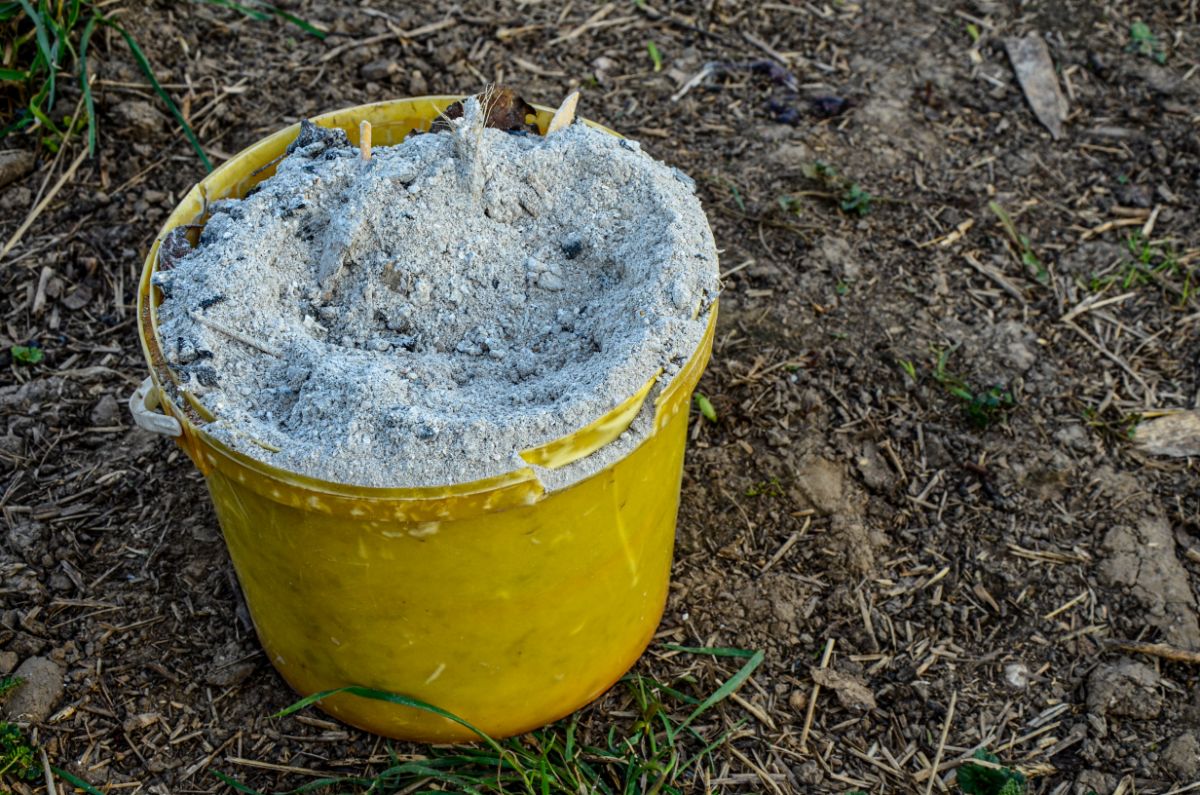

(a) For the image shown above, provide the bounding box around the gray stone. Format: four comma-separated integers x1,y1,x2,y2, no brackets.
1,656,65,722
1161,731,1200,780
114,100,163,136
855,441,894,492
0,185,31,211
792,457,844,514
204,661,256,689
360,59,397,82
1004,662,1029,690
0,149,35,190
90,394,120,427
1099,516,1200,648
1073,770,1115,795
6,520,45,560
1086,660,1162,720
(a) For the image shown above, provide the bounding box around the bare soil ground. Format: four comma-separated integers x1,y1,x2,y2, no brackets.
3,1,1200,793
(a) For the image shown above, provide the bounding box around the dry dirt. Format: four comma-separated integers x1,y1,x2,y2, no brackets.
2,1,1200,793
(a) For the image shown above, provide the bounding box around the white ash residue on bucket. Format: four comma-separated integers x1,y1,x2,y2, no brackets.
154,100,718,488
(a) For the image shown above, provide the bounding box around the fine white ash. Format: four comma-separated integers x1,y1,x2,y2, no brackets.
154,100,719,488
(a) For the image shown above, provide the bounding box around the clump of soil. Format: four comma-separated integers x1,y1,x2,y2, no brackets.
154,98,719,487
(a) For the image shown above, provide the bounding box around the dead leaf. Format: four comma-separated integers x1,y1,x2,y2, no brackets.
1005,35,1068,140
1135,411,1200,458
157,226,194,271
810,667,876,711
0,149,35,191
432,86,538,133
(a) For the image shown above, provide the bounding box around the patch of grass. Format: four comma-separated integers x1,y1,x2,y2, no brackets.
694,393,717,423
839,183,872,216
1087,232,1194,304
217,646,765,794
957,748,1026,795
896,357,917,380
2,1,322,167
1125,230,1181,278
1082,404,1141,444
646,40,662,72
10,343,44,364
932,348,1014,429
0,675,22,700
800,160,837,181
195,0,327,40
746,477,783,498
988,201,1046,283
1128,21,1166,64
0,721,39,783
785,161,876,218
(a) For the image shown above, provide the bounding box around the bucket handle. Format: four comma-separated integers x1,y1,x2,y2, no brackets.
128,377,182,437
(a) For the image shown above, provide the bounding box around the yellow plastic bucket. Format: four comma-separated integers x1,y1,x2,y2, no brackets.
132,97,717,741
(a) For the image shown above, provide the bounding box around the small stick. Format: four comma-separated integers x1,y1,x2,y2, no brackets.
41,749,59,795
1,145,88,262
1142,203,1162,238
799,637,835,752
1109,639,1200,665
359,120,372,162
923,691,957,795
1080,216,1144,241
190,311,282,358
546,90,580,134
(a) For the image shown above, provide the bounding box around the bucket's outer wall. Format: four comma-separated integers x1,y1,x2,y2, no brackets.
213,383,689,741
137,98,716,741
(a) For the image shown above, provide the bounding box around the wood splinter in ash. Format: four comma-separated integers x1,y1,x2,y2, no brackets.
189,310,282,358
359,120,372,163
546,90,580,134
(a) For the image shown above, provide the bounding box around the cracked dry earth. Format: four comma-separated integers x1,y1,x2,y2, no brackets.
2,0,1200,793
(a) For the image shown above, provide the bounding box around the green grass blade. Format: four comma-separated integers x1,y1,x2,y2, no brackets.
195,0,326,39
210,770,265,795
0,114,34,139
50,767,106,795
78,12,99,155
102,19,212,171
27,78,62,135
677,650,764,733
17,0,56,112
273,686,500,751
45,10,79,69
675,717,746,778
198,0,270,20
288,775,371,793
0,67,29,80
267,7,326,39
988,201,1020,246
66,0,83,27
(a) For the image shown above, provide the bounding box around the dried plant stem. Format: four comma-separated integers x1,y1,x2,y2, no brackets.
1110,639,1200,664
799,637,835,752
189,311,282,357
923,691,957,795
